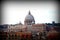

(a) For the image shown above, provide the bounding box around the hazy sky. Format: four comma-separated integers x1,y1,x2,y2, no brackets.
2,1,58,24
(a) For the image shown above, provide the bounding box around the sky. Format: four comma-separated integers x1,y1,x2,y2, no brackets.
1,1,59,25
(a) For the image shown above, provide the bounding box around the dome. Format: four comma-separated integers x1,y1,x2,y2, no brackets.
25,11,35,21
24,11,35,25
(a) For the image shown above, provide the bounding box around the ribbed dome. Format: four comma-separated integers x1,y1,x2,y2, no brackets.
24,11,35,25
25,11,35,21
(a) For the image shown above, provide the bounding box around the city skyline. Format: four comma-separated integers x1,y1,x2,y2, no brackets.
2,1,59,24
